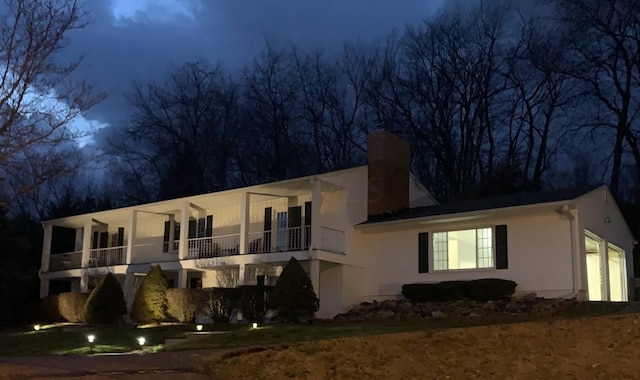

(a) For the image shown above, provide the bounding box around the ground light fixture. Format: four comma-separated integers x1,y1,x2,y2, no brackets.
252,322,258,329
137,337,146,347
33,324,41,331
196,324,203,331
87,334,96,354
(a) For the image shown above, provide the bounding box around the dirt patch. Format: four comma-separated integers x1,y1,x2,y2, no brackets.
209,313,640,379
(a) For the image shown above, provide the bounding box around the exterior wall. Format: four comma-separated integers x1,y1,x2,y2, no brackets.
318,264,343,318
576,187,636,300
357,212,575,302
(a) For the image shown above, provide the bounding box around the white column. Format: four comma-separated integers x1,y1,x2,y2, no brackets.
168,215,175,252
39,277,49,298
80,272,89,293
239,192,250,254
178,201,190,259
177,269,188,289
123,272,136,311
40,223,53,273
310,178,322,251
309,258,320,295
81,220,92,268
238,264,246,286
126,210,137,264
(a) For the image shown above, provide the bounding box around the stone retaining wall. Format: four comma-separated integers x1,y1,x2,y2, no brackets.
334,293,578,322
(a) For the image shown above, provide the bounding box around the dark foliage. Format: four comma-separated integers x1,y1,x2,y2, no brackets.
166,288,207,323
84,273,127,324
239,285,274,323
270,257,319,323
131,265,168,324
402,279,517,303
205,287,240,323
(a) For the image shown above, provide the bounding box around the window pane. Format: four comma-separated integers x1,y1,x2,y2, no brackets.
433,232,448,270
448,229,477,269
432,227,494,271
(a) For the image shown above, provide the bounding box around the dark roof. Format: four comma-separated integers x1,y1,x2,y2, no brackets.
361,185,603,225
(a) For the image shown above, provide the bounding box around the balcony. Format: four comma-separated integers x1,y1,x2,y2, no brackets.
185,234,240,259
89,247,126,267
49,251,82,271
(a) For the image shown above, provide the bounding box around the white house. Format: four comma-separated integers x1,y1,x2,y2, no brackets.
39,131,637,318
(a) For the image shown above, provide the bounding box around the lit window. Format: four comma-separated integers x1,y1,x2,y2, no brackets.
432,228,493,270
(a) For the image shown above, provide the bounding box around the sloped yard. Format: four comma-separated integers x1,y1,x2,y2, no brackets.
208,313,640,379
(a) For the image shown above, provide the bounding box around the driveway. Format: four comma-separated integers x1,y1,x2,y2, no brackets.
0,350,215,379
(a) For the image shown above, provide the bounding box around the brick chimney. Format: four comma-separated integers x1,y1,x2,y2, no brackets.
367,129,410,216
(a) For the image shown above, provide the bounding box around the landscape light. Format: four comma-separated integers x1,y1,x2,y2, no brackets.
87,334,96,354
137,337,146,347
196,324,203,331
33,324,41,331
252,322,258,329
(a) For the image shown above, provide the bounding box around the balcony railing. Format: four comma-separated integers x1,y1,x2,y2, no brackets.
319,227,345,254
186,234,240,259
49,251,82,271
247,226,311,254
89,246,126,267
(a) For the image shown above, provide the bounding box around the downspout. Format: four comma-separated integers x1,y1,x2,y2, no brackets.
557,204,578,298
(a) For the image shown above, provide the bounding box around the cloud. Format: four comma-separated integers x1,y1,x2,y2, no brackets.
61,0,445,131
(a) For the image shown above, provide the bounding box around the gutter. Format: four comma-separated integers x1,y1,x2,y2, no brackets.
355,200,573,233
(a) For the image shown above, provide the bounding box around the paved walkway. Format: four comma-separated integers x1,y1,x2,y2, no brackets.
0,350,216,379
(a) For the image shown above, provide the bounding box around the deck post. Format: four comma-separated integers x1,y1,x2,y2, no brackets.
310,178,322,250
178,202,189,260
239,193,250,254
40,223,53,273
81,220,92,268
126,210,137,264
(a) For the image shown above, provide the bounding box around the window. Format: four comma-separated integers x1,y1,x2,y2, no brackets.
432,228,493,270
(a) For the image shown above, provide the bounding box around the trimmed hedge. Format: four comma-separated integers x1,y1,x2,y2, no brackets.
131,265,168,324
402,278,517,303
270,257,319,323
84,273,127,324
205,287,239,323
58,292,89,322
166,288,207,323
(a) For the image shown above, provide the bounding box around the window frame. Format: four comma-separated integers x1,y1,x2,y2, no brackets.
430,226,496,272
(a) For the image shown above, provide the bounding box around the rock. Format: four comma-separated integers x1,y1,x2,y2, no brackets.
378,309,395,319
431,310,445,318
522,292,537,301
483,300,496,310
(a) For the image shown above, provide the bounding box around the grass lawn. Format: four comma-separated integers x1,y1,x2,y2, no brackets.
0,301,629,357
0,323,196,356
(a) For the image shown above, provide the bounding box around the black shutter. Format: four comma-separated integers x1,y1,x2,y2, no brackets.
117,227,124,246
174,223,180,240
92,231,99,249
163,221,170,252
205,215,213,237
304,201,312,226
418,232,429,273
495,225,508,269
99,232,109,248
163,221,170,242
288,206,302,227
188,219,197,239
263,207,272,252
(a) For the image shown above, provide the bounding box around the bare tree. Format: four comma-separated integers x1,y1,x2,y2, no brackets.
0,0,104,199
552,0,640,198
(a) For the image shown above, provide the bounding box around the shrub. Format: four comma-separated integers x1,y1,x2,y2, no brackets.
84,273,127,324
57,292,89,322
205,287,239,323
270,257,319,323
166,288,207,323
239,285,273,323
464,279,517,301
131,265,168,324
402,278,517,303
42,295,62,322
